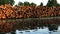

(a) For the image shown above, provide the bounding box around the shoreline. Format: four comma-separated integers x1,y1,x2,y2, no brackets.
0,16,60,20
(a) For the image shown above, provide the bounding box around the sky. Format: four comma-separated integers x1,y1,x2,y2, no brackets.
14,0,60,6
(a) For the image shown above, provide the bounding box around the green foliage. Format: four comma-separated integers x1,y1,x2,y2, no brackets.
24,1,30,6
57,4,60,6
51,0,57,6
18,2,23,6
40,2,43,6
30,2,36,6
0,0,15,6
0,0,8,5
47,0,60,7
8,0,15,6
17,1,36,6
47,0,52,7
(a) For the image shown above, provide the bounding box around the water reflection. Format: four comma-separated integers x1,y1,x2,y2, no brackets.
6,31,16,34
48,24,58,31
0,18,60,34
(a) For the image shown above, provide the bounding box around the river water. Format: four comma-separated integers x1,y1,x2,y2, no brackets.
0,18,60,34
6,26,60,34
16,26,60,34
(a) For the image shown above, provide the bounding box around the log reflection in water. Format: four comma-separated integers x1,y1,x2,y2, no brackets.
0,18,60,33
48,24,58,31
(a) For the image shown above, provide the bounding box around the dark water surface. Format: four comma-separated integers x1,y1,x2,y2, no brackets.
0,18,60,34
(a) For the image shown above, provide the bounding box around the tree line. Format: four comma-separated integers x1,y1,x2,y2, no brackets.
0,0,60,7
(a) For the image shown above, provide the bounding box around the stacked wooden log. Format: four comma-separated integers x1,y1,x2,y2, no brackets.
0,4,60,19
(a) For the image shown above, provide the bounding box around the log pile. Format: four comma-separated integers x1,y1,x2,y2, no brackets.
0,4,60,19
